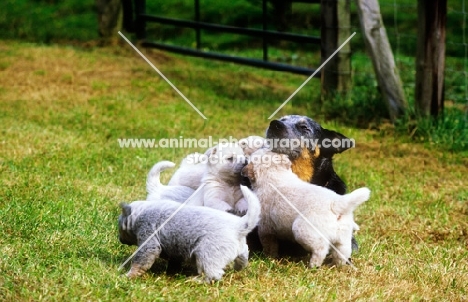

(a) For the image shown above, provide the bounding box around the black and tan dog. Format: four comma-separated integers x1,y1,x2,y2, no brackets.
246,115,357,256
265,115,353,195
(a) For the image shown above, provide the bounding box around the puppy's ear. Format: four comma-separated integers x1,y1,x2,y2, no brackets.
209,146,218,158
241,163,255,182
204,147,214,156
120,202,132,216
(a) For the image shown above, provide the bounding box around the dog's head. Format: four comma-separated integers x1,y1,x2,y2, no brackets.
207,143,247,185
265,115,353,186
266,115,352,159
241,148,291,185
118,203,138,246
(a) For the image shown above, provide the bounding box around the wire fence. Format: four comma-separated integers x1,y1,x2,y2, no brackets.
142,0,467,110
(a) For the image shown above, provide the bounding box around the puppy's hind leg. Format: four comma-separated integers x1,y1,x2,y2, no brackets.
258,224,279,257
233,243,249,271
330,241,352,266
194,255,225,283
292,219,328,268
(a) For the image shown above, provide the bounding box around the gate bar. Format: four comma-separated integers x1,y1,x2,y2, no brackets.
142,41,319,76
141,15,321,44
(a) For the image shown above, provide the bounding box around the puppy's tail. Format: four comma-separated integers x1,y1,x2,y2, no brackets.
237,186,261,236
332,187,370,215
146,161,176,195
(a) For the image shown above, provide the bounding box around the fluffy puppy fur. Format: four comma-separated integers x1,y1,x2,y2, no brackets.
121,161,200,237
190,143,248,214
242,148,370,267
167,149,212,190
265,115,352,195
146,161,196,203
238,136,267,188
239,135,268,157
118,186,261,282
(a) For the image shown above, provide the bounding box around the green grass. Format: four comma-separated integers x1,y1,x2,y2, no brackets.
1,40,467,301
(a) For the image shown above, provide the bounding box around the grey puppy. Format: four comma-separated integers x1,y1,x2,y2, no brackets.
118,185,261,282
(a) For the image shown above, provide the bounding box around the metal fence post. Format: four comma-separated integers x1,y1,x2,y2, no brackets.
262,0,268,61
134,0,146,40
195,0,201,50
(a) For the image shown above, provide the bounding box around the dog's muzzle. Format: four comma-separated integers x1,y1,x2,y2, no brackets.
266,120,288,138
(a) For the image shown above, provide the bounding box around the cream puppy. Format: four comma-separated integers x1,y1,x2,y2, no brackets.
238,135,268,157
242,148,370,267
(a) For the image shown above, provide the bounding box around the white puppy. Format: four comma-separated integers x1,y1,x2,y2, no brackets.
167,149,213,189
242,148,370,267
189,143,248,214
146,161,197,203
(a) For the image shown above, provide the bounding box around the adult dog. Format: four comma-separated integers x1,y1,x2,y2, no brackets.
266,115,353,195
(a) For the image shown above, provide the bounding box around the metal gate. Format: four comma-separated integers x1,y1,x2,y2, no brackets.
123,0,324,76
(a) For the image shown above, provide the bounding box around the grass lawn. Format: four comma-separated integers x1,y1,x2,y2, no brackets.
0,40,467,301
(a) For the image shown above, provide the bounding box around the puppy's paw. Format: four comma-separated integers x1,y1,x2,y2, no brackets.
234,198,249,215
126,264,146,279
226,208,244,216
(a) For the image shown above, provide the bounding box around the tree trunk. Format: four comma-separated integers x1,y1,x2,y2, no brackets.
415,0,446,117
355,0,407,122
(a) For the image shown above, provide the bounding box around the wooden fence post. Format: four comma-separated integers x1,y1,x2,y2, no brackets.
96,0,123,42
355,0,407,122
321,0,352,100
415,0,447,117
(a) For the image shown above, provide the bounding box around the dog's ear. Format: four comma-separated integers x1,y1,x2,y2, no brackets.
320,128,354,155
120,202,131,216
241,162,255,182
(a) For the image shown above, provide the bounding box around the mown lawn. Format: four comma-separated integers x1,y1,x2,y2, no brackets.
0,40,467,301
